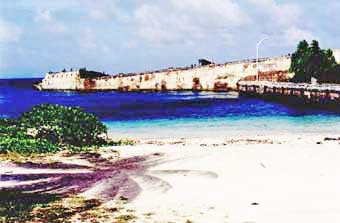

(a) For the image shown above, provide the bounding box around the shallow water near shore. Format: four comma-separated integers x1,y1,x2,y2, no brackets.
104,115,340,139
1,78,340,138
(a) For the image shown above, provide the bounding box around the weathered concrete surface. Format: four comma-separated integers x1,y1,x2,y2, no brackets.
37,49,340,91
238,80,340,106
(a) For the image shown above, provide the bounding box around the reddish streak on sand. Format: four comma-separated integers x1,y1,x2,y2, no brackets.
0,153,162,202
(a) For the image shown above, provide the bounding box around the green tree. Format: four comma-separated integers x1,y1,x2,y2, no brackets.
290,40,340,83
289,40,310,82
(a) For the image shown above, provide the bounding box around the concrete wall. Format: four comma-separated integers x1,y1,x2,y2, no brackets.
41,71,81,90
39,49,340,91
104,55,291,91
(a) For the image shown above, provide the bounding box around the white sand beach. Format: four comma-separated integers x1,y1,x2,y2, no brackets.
2,133,340,223
105,135,340,223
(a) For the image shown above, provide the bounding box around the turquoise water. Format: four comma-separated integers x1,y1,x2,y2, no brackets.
1,78,340,139
105,115,340,139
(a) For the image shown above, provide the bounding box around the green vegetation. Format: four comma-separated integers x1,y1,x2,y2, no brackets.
19,104,107,147
31,197,101,223
290,40,340,83
0,115,59,155
115,214,137,223
0,137,59,155
0,190,104,223
112,139,136,146
0,189,59,222
0,104,126,156
0,105,138,221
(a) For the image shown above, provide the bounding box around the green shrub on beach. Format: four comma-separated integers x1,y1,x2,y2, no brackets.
0,104,118,155
111,139,136,146
0,189,60,222
0,120,59,155
0,118,17,127
0,125,18,136
0,136,59,155
0,104,137,156
0,120,28,141
18,104,108,147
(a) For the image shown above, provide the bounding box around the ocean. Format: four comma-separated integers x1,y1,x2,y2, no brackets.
1,78,340,139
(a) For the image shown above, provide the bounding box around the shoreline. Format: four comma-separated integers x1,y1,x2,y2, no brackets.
104,113,340,143
2,132,340,222
108,130,340,146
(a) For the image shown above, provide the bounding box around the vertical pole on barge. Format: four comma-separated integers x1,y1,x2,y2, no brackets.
256,37,269,83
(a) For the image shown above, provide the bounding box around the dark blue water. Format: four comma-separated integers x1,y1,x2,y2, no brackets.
0,78,335,119
1,78,340,138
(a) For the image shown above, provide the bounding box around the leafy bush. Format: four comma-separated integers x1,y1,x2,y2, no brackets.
0,119,26,138
111,139,136,146
0,118,17,127
35,127,60,145
0,105,123,155
0,189,59,222
18,104,108,147
0,136,59,155
290,40,340,83
0,125,17,136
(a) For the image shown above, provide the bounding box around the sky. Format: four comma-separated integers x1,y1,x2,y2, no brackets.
0,0,340,78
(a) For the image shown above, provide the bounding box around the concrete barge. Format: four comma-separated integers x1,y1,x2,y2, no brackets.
35,49,340,92
237,81,340,107
34,56,293,92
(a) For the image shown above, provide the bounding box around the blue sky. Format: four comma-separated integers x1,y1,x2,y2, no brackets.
0,0,339,78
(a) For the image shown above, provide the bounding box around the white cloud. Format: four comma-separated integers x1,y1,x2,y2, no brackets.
88,4,129,23
34,9,52,22
77,28,114,55
0,19,22,43
3,0,331,75
122,40,138,49
134,0,250,46
248,0,316,46
284,26,316,46
78,28,98,51
171,0,249,27
248,0,301,26
219,32,234,46
34,9,66,33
